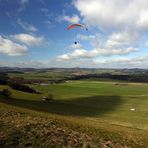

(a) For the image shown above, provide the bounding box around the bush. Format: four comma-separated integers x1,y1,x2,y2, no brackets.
7,80,39,94
0,73,9,85
0,89,11,97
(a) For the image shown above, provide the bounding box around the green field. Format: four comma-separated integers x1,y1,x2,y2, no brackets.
1,80,148,147
8,71,70,81
30,81,148,129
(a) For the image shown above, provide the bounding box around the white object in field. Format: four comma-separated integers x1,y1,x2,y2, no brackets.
130,108,135,111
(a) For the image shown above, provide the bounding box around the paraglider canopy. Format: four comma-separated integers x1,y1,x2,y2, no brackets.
66,24,87,30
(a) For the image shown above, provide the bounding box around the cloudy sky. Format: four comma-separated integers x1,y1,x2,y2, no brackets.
0,0,148,68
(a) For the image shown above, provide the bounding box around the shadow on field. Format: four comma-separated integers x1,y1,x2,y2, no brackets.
0,95,122,117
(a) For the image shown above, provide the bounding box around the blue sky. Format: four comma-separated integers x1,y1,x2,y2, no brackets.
0,0,148,68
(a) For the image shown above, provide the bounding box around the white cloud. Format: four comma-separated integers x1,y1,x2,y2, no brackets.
12,34,45,46
74,0,148,32
94,56,148,68
58,31,139,61
104,31,139,49
91,47,138,57
0,35,28,56
77,34,95,41
58,54,72,60
136,10,148,32
87,31,139,50
56,54,148,68
61,14,80,24
1,55,148,68
57,49,87,61
17,19,38,32
57,43,88,60
93,31,139,56
70,0,148,66
58,47,138,61
69,43,83,49
71,49,87,57
61,49,137,62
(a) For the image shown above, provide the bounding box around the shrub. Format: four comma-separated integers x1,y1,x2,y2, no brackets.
0,73,9,85
7,80,39,94
42,93,53,101
0,89,11,97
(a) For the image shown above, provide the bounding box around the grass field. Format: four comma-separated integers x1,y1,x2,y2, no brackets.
1,80,148,147
33,80,148,130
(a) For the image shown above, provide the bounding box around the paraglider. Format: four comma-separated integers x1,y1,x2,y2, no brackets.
66,24,88,44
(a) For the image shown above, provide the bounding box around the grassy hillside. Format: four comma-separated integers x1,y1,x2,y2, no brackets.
0,102,148,148
0,103,103,148
0,80,148,147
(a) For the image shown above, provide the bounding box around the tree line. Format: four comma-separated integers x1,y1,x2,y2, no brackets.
0,73,39,94
63,73,148,82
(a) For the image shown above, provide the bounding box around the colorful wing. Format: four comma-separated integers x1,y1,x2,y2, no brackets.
66,24,84,30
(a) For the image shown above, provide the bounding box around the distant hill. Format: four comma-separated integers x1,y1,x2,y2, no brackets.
0,67,148,74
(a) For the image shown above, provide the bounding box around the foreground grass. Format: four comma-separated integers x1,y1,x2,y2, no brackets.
0,102,148,148
0,103,99,148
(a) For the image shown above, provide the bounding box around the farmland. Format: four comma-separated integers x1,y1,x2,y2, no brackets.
0,69,148,147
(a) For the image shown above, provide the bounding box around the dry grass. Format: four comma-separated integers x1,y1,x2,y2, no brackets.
0,102,148,148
